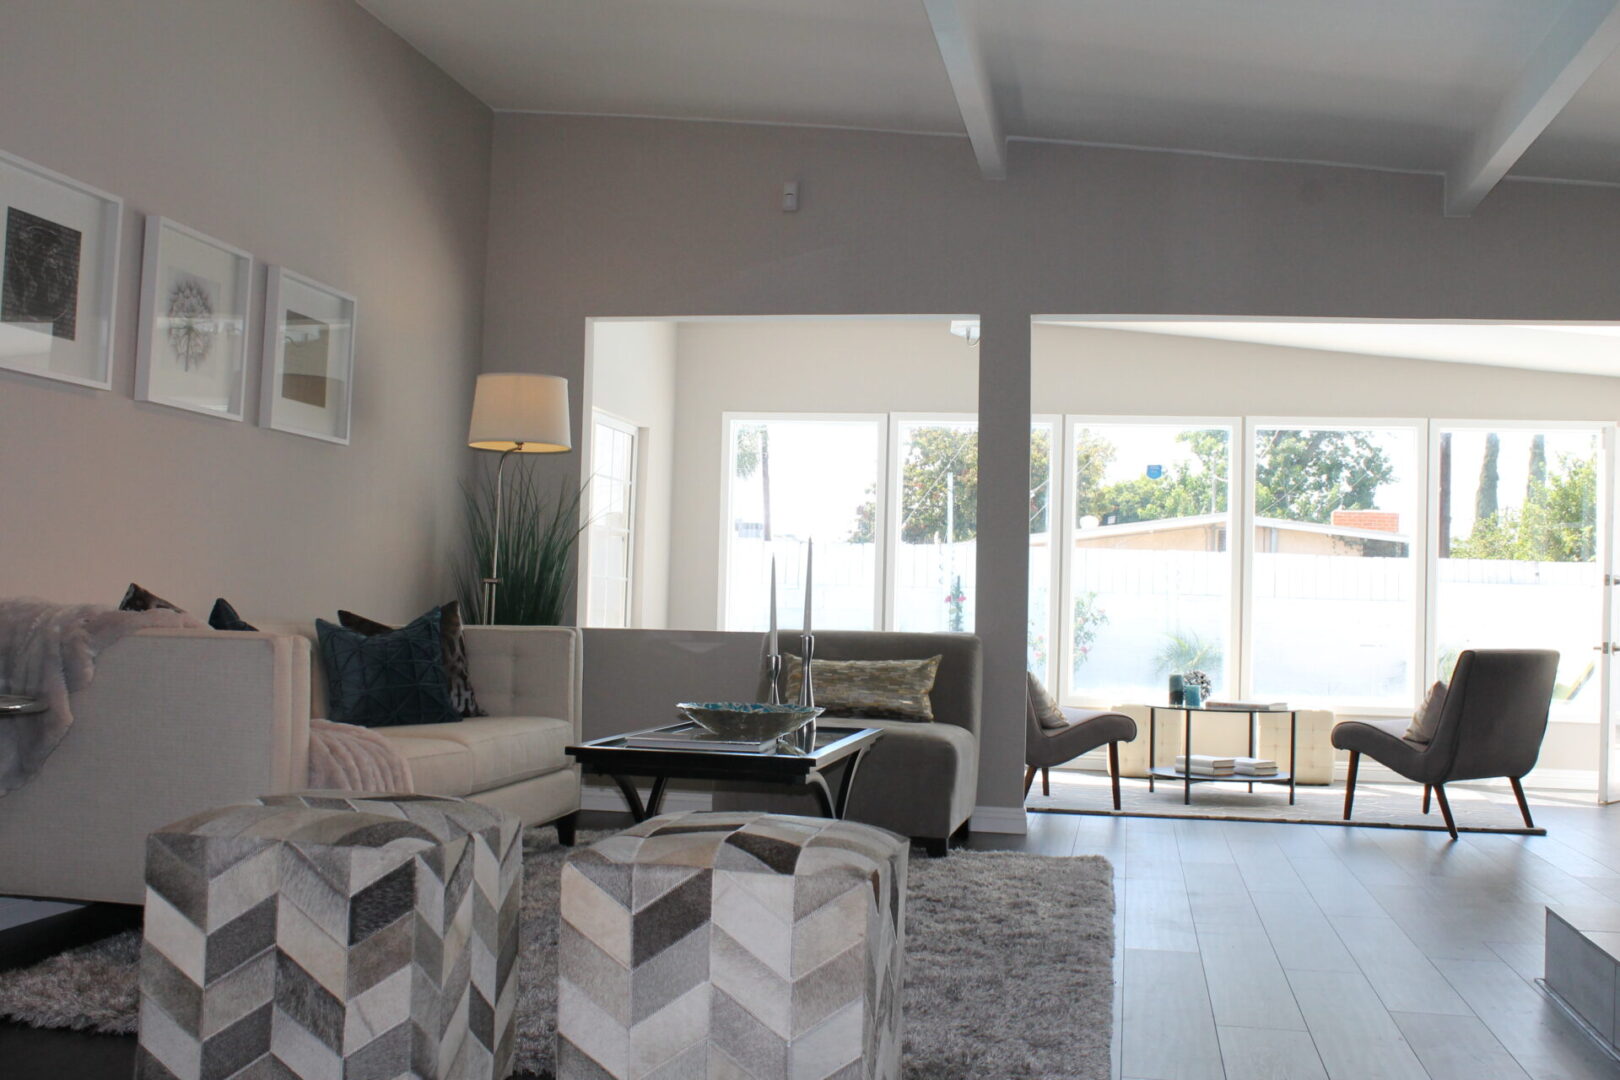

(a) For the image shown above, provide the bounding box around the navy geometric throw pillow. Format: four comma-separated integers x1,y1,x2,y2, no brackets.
316,607,460,728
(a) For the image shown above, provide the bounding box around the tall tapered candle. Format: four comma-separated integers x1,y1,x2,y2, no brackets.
803,539,813,633
768,556,778,656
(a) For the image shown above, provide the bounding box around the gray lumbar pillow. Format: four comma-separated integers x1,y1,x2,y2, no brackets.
1405,681,1447,743
1027,672,1068,730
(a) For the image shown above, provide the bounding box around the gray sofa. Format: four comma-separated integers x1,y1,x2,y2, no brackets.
715,630,982,855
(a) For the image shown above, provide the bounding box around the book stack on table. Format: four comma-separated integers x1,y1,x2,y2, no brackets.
1175,754,1235,777
1234,756,1278,777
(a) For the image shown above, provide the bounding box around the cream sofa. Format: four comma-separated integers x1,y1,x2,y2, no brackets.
0,623,581,906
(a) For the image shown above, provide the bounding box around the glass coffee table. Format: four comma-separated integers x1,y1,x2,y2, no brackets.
567,723,882,822
1147,705,1298,805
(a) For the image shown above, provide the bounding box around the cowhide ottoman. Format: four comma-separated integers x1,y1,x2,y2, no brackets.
558,811,907,1080
135,792,522,1080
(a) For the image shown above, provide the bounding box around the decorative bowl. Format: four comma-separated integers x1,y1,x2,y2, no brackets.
676,702,823,741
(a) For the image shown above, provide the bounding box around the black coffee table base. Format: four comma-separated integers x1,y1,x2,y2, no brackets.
568,724,882,824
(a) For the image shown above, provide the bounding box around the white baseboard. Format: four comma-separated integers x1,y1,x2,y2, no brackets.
970,805,1028,835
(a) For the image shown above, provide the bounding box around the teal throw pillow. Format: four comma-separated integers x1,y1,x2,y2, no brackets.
316,608,460,728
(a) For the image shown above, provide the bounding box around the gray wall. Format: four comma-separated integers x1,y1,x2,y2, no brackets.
0,0,492,623
484,114,1620,818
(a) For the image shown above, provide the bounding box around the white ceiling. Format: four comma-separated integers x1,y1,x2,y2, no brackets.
357,0,1620,199
1050,319,1620,378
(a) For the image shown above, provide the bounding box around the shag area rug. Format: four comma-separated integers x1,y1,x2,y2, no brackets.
1026,768,1556,834
0,830,1115,1080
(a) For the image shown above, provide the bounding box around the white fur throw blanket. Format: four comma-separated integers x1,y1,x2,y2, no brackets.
308,720,414,793
0,598,204,795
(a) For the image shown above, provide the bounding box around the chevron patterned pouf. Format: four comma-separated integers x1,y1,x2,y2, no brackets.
558,811,907,1080
135,792,522,1080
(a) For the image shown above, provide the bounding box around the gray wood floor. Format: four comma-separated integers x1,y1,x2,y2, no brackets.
969,801,1620,1080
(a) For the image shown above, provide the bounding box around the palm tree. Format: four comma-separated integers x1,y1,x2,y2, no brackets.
735,423,772,540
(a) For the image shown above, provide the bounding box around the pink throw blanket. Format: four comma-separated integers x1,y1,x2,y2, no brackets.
308,720,414,793
0,598,204,795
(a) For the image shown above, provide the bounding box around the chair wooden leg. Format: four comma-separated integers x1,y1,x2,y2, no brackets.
1109,741,1122,811
1023,765,1037,798
1433,783,1458,840
1510,777,1535,829
1422,785,1431,814
1342,751,1359,820
1041,767,1050,796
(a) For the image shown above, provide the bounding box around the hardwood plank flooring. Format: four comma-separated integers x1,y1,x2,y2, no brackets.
2,803,1619,1079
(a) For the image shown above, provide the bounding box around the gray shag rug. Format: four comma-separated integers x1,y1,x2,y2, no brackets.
0,830,1115,1079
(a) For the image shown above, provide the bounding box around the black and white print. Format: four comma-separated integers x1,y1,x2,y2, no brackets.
2,206,81,341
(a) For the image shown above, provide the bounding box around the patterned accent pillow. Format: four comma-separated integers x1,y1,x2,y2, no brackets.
1405,680,1447,743
208,598,258,631
783,655,942,722
119,583,184,613
316,608,460,728
338,601,486,718
1028,671,1068,730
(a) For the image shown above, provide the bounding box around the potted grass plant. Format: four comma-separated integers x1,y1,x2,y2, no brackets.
457,459,587,625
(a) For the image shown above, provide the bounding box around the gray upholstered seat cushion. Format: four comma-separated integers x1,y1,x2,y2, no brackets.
1027,708,1137,769
386,715,573,795
1330,718,1435,782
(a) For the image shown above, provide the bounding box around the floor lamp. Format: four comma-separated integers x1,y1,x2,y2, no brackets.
467,372,573,624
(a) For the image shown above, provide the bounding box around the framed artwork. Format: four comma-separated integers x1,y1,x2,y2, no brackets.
260,266,356,444
135,216,253,419
0,149,122,389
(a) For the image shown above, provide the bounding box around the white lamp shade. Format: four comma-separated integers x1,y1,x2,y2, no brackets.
468,373,572,452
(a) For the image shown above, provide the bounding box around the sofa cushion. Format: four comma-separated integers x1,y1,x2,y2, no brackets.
339,602,486,719
385,734,478,797
386,715,573,795
316,609,461,728
784,655,942,721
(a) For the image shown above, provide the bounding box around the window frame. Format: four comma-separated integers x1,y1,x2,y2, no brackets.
1244,416,1427,712
584,410,641,629
1061,414,1242,707
718,411,890,631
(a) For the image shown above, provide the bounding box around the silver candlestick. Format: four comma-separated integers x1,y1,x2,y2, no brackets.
796,633,816,751
766,653,783,705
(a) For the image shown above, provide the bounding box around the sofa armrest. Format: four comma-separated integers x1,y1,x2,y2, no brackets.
0,628,312,904
463,626,583,739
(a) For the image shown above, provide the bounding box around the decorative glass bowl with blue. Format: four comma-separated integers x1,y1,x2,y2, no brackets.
675,701,823,742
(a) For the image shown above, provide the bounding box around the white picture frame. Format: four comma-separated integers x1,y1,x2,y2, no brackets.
0,148,122,389
135,216,253,420
259,266,356,445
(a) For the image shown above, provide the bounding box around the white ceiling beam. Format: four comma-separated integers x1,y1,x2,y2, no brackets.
1445,0,1620,216
921,0,1006,179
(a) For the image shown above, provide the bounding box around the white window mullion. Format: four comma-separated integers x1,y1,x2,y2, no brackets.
1235,417,1255,702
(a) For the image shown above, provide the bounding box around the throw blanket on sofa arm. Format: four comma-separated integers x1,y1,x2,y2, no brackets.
0,598,205,795
308,720,414,793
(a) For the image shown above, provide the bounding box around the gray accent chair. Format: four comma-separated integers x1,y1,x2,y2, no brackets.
1331,648,1559,839
715,630,981,856
1025,696,1137,810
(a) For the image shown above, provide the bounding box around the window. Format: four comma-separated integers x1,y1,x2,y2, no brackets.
1435,425,1602,721
1067,420,1235,704
1248,423,1419,708
721,413,982,634
586,414,638,628
893,418,978,632
724,416,884,631
1045,414,1611,716
1029,420,1056,685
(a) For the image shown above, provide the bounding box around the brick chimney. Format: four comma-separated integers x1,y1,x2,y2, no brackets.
1331,509,1399,533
